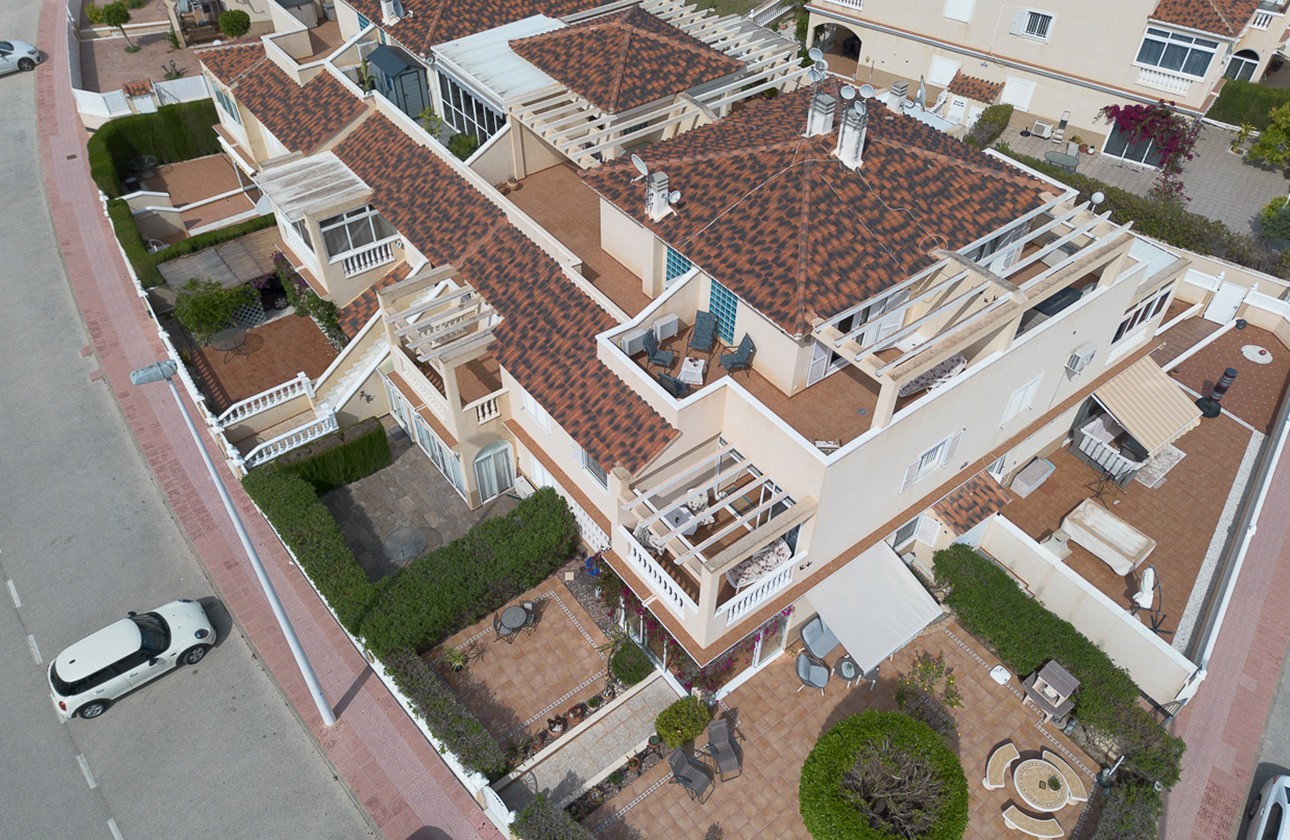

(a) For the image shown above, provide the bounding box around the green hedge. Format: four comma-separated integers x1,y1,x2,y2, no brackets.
995,146,1290,278
966,103,1014,149
654,696,711,749
933,545,1184,787
799,711,968,840
383,648,508,778
610,643,654,688
1207,79,1290,131
106,202,277,289
513,793,595,840
89,100,222,197
358,489,577,656
277,419,392,494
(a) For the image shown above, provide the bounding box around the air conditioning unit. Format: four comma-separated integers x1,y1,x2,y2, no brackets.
652,313,680,342
1066,346,1096,374
620,327,651,356
1032,120,1054,139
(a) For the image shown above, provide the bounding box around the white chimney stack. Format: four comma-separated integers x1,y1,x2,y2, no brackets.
381,0,402,25
835,101,869,171
805,91,836,137
646,171,672,221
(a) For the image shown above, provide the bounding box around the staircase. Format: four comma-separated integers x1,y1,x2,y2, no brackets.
316,336,389,415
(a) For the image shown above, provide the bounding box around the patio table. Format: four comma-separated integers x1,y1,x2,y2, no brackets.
500,605,528,634
382,526,428,563
1043,151,1078,172
834,654,860,687
1013,758,1069,812
679,356,706,386
209,327,247,362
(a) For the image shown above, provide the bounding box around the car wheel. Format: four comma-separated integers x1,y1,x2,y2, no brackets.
1248,793,1262,820
18,58,35,72
180,645,210,666
77,701,110,719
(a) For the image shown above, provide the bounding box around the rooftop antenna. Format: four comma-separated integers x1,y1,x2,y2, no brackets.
916,75,927,109
630,153,649,182
858,83,875,99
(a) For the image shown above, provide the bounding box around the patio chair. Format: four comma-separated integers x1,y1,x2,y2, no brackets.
796,652,830,695
800,615,840,659
522,601,538,635
658,372,692,399
668,748,714,803
720,334,755,374
643,330,676,370
689,311,717,355
493,610,514,643
705,718,742,781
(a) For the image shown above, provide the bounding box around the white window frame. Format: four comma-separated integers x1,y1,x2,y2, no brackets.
582,447,608,488
289,218,313,254
213,85,241,125
1000,76,1036,111
1112,283,1173,347
318,204,396,262
901,430,965,493
1010,8,1053,41
1002,375,1042,424
1133,27,1219,80
520,391,552,433
942,0,975,22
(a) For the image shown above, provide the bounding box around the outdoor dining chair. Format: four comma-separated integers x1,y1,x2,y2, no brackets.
493,610,514,643
720,333,754,374
522,601,538,635
658,372,692,398
800,615,840,659
643,330,676,370
796,652,830,695
668,748,714,803
689,311,717,355
705,718,742,781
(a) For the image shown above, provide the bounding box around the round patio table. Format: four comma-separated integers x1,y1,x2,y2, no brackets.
209,327,247,362
129,154,159,180
382,526,428,563
500,605,528,633
1242,344,1273,364
834,654,860,687
1013,758,1069,812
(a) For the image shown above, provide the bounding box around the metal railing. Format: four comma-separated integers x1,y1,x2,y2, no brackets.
340,239,395,278
217,371,313,426
243,410,338,468
718,562,793,626
620,527,699,617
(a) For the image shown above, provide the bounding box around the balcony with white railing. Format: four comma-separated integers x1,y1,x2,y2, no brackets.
1253,10,1276,28
242,409,338,468
619,526,700,617
338,238,397,278
717,561,795,626
1135,66,1193,96
391,346,451,421
217,371,313,426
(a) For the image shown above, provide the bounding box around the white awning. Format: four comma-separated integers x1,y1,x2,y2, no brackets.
432,15,564,107
1093,357,1201,457
806,542,943,672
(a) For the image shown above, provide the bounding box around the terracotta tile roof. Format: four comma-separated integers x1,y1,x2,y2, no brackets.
582,83,1052,335
344,0,604,55
930,471,1011,536
332,115,677,473
1150,0,1259,36
339,262,411,339
200,47,367,154
510,7,743,114
121,79,151,97
946,70,1002,104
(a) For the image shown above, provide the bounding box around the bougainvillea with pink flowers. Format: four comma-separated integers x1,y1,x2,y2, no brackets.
1099,100,1200,202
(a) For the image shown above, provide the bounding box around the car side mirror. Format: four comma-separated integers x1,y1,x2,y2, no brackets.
127,611,137,617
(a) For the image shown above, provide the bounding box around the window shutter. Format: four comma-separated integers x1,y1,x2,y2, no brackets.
1002,388,1026,423
928,56,961,87
943,0,975,22
1010,9,1029,35
942,430,965,466
1000,77,1036,111
900,460,919,494
916,515,940,545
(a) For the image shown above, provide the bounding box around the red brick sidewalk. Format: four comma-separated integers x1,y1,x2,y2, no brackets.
35,3,502,838
1162,429,1290,839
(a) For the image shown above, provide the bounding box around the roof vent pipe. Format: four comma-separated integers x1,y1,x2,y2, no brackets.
805,91,836,137
835,101,868,171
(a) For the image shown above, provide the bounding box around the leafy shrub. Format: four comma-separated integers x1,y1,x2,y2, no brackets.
173,279,257,342
218,9,251,38
84,2,104,24
1260,196,1290,241
358,489,577,655
101,2,130,32
275,253,344,345
88,100,222,196
654,696,710,749
513,793,594,840
241,467,374,631
993,146,1290,278
447,133,481,161
799,711,968,840
1089,782,1163,840
1208,79,1290,131
933,545,1184,788
965,103,1013,149
610,643,654,688
276,418,392,493
383,648,508,778
125,0,146,8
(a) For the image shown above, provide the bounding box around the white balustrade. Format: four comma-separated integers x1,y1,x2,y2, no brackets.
243,411,338,468
1135,66,1192,96
1253,10,1275,28
828,0,864,9
217,371,312,426
620,527,699,617
719,563,793,626
340,239,395,277
474,397,500,425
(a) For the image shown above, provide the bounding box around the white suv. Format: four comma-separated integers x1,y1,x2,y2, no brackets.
48,599,216,720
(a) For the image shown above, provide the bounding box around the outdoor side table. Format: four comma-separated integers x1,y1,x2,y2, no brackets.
835,654,860,688
500,605,528,634
209,327,247,362
1013,758,1069,812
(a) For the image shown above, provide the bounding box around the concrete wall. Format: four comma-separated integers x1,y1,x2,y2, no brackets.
979,515,1197,705
470,124,517,185
513,123,566,181
133,207,186,241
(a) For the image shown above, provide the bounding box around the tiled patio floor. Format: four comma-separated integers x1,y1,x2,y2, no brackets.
78,33,204,93
1164,322,1290,435
187,312,338,413
428,578,612,743
586,621,1095,840
142,154,249,206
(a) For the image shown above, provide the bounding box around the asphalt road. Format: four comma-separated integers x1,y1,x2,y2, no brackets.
1245,646,1290,839
0,5,373,839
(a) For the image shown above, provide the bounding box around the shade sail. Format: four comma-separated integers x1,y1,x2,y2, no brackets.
805,542,943,672
1093,357,1201,457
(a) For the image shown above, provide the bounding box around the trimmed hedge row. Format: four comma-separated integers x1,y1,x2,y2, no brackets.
933,545,1184,787
799,711,968,840
1207,79,1290,131
359,488,578,656
277,419,393,494
88,100,222,197
995,146,1290,278
383,648,508,778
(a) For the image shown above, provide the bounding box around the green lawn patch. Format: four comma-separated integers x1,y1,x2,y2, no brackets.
1207,79,1290,131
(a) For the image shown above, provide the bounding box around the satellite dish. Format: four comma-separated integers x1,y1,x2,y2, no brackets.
630,153,649,181
814,59,829,74
808,67,826,84
858,83,875,99
807,47,824,62
668,190,682,204
840,85,856,100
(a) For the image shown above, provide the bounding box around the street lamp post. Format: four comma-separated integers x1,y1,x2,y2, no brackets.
130,360,336,726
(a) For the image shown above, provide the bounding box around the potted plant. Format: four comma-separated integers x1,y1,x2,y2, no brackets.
442,645,468,672
547,715,566,736
627,755,640,772
587,695,603,712
601,684,617,702
1049,775,1062,792
568,703,585,724
1231,122,1255,155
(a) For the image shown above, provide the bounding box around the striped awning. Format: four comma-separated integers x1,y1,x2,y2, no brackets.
1093,357,1201,457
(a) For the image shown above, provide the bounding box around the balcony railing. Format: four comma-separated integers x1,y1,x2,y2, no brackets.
472,396,501,425
243,410,338,468
217,371,312,426
339,238,395,278
717,562,794,626
620,527,698,617
1253,10,1276,28
1135,66,1192,96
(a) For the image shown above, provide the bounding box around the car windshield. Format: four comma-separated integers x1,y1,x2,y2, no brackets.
132,613,170,656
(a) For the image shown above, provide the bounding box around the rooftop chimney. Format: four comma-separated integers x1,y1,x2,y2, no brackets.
381,0,402,25
646,171,672,221
805,91,836,137
835,101,869,170
890,79,909,101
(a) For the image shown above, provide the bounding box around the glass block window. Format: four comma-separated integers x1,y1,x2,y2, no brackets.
709,279,738,344
318,205,395,259
664,245,692,283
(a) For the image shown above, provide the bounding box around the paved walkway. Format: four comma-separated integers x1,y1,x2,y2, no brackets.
35,2,500,838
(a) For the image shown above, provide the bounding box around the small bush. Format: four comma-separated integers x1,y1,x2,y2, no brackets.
965,103,1014,149
1260,196,1290,241
800,711,968,840
610,643,654,688
276,419,392,493
105,202,276,289
654,696,710,749
84,2,104,24
218,8,251,38
513,793,594,840
447,133,481,161
1089,782,1163,840
101,2,130,30
173,278,257,342
88,100,222,197
1208,79,1290,131
125,0,146,8
276,254,344,345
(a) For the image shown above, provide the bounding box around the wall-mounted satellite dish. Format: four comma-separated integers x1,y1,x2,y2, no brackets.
814,59,829,74
858,83,876,99
807,47,824,62
840,85,856,100
630,153,649,182
808,67,826,84
668,190,682,204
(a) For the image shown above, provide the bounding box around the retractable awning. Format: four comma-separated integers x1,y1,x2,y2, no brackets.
1093,357,1201,457
806,543,943,672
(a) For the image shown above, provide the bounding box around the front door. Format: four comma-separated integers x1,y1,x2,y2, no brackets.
474,442,514,502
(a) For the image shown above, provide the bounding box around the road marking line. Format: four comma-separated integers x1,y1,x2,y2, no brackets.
6,580,20,608
27,634,42,665
107,819,123,840
77,754,97,789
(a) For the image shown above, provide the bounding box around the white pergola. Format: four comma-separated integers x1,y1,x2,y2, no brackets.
379,265,499,363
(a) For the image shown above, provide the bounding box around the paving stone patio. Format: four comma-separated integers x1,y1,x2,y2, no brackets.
321,428,517,581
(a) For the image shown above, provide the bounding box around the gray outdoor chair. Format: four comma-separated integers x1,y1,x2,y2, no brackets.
643,330,676,369
705,718,742,781
521,600,537,635
493,610,515,643
689,311,717,354
657,372,692,398
668,748,714,803
796,652,830,695
720,333,754,374
800,615,840,659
